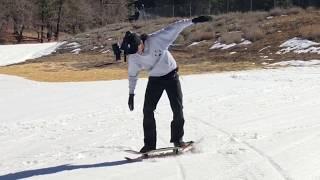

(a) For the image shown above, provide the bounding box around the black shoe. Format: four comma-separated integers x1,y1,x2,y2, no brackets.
139,145,156,153
173,141,188,148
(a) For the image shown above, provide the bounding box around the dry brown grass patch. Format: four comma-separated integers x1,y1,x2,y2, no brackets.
0,53,130,82
220,31,242,44
269,7,304,17
243,26,265,42
0,61,129,82
0,60,261,82
0,66,128,82
286,7,305,15
299,25,320,41
269,7,285,16
0,50,263,82
189,31,215,42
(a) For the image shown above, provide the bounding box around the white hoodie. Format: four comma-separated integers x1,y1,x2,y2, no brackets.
128,19,194,94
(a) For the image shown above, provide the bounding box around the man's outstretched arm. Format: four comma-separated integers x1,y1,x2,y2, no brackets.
149,16,212,50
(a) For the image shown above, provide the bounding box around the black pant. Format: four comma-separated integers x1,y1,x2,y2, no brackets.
143,69,185,148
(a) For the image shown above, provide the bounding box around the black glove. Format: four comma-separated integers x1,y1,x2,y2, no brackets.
192,16,212,23
128,94,134,111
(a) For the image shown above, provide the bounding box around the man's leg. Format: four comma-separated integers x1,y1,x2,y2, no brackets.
143,78,164,149
165,75,185,143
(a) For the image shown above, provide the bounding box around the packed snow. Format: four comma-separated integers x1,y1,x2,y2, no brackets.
210,42,237,50
101,49,111,54
210,39,252,50
188,41,206,47
1,61,320,179
63,42,82,54
277,37,320,54
0,42,65,66
1,41,320,179
71,48,81,54
239,40,252,45
269,59,320,67
65,42,81,49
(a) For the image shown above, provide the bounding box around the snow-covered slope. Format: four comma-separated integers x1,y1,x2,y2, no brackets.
1,63,320,180
0,42,65,66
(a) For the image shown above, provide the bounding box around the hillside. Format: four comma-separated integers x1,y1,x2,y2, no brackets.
1,8,320,82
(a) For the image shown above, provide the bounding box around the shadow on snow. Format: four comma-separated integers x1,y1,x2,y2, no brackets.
0,159,138,180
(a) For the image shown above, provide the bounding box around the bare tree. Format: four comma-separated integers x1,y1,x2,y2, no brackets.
54,0,65,40
0,6,5,33
5,0,33,43
102,0,128,24
61,0,94,34
39,0,48,43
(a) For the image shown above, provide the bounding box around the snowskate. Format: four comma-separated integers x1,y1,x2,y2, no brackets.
124,141,194,161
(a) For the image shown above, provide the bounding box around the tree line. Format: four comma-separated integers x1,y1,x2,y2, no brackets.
0,0,127,43
143,0,320,11
142,0,320,16
0,0,319,43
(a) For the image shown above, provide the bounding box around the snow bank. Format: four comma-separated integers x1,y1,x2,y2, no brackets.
210,42,237,50
65,42,81,49
63,42,82,54
210,39,252,50
0,42,65,66
269,59,320,67
239,40,252,45
71,48,81,54
276,37,320,54
188,41,206,47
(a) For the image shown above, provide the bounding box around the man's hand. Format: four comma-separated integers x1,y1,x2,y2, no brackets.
128,94,134,111
192,16,212,23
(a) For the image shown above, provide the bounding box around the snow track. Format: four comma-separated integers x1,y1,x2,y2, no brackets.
1,65,320,179
193,115,291,180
